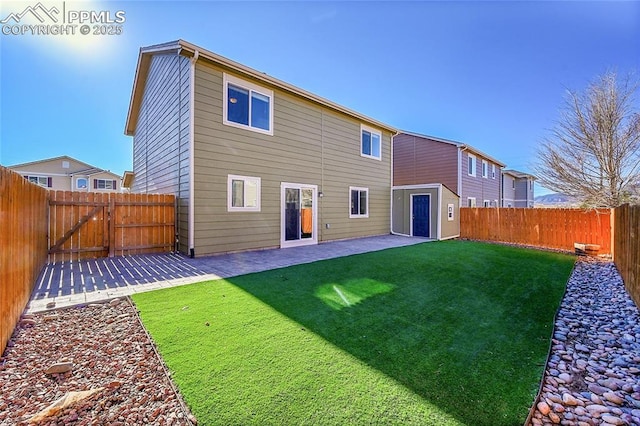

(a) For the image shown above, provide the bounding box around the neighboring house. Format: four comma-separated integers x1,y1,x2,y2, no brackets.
502,169,536,207
7,156,121,192
393,131,506,208
124,40,396,257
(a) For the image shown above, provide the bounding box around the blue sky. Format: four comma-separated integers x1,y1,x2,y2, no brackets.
1,1,639,195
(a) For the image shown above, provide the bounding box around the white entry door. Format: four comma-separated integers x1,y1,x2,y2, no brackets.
281,183,318,248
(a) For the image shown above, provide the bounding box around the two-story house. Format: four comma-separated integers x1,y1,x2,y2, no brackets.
124,40,397,257
393,131,506,208
502,169,536,207
7,156,121,192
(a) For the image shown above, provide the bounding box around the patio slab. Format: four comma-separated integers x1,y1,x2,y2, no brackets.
27,235,431,313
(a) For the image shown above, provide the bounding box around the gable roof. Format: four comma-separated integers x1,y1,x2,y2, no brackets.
8,155,120,178
503,169,536,180
8,155,94,170
399,130,507,167
125,39,397,136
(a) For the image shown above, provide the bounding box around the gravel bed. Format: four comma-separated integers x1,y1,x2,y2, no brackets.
0,298,196,425
529,257,640,426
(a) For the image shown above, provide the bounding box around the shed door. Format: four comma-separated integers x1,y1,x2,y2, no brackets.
412,194,430,237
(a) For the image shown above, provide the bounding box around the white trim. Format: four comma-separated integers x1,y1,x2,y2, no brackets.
223,73,274,136
227,174,261,212
360,124,382,161
392,183,442,190
280,182,318,248
482,160,488,178
436,186,443,240
467,197,476,207
349,186,369,218
483,199,490,207
188,50,199,256
457,147,463,206
410,193,431,238
467,153,476,177
491,164,496,179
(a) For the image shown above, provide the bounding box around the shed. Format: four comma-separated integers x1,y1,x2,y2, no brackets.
392,184,460,240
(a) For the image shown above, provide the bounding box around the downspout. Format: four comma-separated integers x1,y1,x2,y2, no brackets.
457,146,466,207
188,50,199,258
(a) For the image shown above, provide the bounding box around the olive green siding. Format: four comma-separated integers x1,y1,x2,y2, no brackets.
392,185,460,240
192,61,391,255
440,186,461,239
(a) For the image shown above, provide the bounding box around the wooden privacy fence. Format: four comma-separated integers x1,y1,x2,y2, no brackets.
613,204,640,307
48,191,176,263
460,208,613,254
1,167,49,355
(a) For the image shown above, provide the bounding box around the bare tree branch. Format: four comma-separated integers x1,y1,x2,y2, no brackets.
535,71,640,207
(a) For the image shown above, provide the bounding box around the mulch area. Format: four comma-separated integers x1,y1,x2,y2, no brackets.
0,298,196,425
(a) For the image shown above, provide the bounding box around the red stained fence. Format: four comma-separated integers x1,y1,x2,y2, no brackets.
48,191,175,263
613,204,640,307
1,166,176,354
460,208,613,254
1,167,49,355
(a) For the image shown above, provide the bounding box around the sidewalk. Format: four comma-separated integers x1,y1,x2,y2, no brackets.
27,235,430,313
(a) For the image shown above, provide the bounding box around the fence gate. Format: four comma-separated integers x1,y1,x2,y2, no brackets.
48,191,176,263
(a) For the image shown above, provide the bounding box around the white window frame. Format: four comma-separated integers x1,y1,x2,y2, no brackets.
223,73,274,136
360,124,382,161
349,186,369,218
467,197,476,207
492,164,496,179
483,200,490,207
76,177,88,189
227,174,261,212
27,175,50,188
447,203,455,221
467,153,476,177
94,179,116,190
482,160,488,178
512,179,516,189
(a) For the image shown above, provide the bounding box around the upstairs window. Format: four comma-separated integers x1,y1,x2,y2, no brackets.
361,125,381,160
492,164,496,179
350,187,369,218
228,175,261,212
467,197,476,207
467,153,476,177
223,74,273,135
482,160,488,178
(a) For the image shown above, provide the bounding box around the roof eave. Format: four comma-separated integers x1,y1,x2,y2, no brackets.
125,40,397,137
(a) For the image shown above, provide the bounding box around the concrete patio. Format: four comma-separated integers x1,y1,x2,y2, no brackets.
27,235,430,313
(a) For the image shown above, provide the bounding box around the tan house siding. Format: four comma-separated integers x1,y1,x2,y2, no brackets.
8,156,120,192
393,133,458,193
131,53,190,252
191,60,390,255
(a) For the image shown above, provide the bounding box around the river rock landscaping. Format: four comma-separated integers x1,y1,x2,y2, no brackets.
529,257,640,426
0,298,195,425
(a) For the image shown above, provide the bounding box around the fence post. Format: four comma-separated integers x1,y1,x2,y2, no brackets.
108,195,116,258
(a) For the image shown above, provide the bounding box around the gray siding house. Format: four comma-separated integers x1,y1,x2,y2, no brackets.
393,132,506,208
502,169,536,207
125,40,396,256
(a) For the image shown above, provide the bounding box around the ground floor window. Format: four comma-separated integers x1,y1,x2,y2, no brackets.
349,187,369,218
467,197,476,207
94,179,117,190
228,174,261,212
26,175,52,188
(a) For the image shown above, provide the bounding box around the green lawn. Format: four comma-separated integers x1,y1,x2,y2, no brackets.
132,240,575,426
